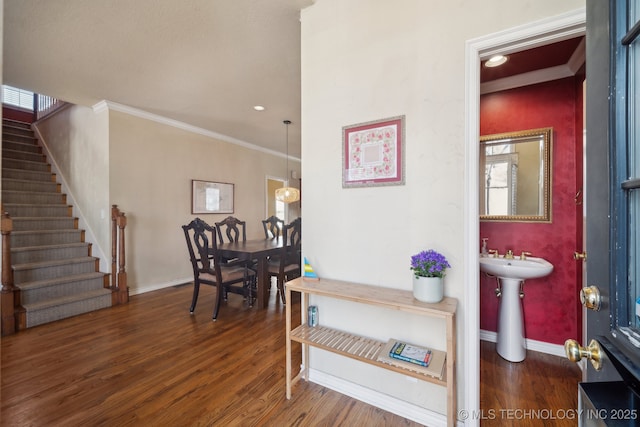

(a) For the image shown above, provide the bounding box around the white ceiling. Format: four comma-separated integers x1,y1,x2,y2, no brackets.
3,0,314,158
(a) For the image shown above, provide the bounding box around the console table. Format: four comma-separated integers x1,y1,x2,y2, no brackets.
285,277,457,426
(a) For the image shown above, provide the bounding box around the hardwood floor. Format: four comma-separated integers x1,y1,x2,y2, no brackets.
480,340,583,426
1,283,584,426
1,284,421,426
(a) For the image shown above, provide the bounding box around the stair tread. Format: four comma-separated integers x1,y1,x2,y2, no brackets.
2,170,53,179
13,255,97,271
17,271,106,290
12,216,76,221
2,136,38,143
2,150,42,156
11,242,89,253
2,177,55,183
3,203,68,207
22,287,112,311
2,168,53,175
2,190,62,196
4,205,69,210
12,229,80,235
2,135,37,142
1,158,50,166
3,124,32,131
3,118,115,329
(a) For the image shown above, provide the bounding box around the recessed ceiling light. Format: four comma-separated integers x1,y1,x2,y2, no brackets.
484,55,508,67
253,105,265,111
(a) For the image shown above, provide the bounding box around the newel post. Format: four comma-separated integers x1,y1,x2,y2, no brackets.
116,212,128,304
1,212,17,335
111,205,120,290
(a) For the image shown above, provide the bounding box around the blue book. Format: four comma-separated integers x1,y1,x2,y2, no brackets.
389,341,432,367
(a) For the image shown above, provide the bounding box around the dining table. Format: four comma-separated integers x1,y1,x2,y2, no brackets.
217,237,284,309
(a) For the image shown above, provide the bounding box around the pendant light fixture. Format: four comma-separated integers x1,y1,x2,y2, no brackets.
275,119,300,203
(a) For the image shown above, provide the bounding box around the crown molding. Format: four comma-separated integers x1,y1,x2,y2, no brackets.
479,8,586,95
91,100,300,162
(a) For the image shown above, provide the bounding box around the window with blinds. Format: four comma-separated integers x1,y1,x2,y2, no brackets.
2,85,34,110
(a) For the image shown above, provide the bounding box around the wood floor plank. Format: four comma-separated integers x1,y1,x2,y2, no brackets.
2,284,583,426
480,340,582,426
1,284,421,426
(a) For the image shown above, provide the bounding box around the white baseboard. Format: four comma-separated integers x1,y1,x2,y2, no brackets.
308,368,460,427
479,329,566,358
129,278,191,296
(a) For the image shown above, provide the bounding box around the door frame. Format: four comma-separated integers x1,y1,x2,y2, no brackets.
464,8,586,424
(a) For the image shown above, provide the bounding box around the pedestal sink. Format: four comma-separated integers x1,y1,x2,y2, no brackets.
479,255,553,362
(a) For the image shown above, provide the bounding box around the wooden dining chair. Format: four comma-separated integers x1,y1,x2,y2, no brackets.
182,218,256,320
268,217,301,304
215,215,259,284
262,215,284,239
215,216,247,243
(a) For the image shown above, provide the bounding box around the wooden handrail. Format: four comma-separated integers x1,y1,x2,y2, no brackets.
1,210,17,336
111,205,129,305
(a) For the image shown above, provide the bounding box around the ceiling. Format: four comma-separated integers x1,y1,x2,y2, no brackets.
3,2,583,160
3,0,314,159
480,36,585,93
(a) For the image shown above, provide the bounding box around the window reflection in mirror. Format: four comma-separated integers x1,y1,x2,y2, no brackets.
480,127,552,222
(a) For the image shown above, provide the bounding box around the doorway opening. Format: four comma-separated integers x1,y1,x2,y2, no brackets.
464,8,586,421
266,176,287,223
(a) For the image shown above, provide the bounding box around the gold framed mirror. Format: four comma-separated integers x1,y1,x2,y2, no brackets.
480,127,552,222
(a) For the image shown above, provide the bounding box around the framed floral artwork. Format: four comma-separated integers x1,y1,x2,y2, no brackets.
342,115,405,188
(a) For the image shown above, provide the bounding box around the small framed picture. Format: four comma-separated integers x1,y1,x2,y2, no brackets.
191,180,234,214
342,115,405,188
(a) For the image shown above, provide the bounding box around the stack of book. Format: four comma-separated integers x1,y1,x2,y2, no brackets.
377,338,446,380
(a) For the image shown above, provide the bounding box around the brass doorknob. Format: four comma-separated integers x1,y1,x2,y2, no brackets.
580,285,602,311
574,251,587,260
564,338,602,370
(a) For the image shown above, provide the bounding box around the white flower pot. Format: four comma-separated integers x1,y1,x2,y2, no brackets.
412,276,444,303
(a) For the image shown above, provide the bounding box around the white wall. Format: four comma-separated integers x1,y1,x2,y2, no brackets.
35,104,111,269
300,0,584,422
108,110,300,294
36,105,300,295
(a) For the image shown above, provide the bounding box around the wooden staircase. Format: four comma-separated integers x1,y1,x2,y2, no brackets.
1,118,115,330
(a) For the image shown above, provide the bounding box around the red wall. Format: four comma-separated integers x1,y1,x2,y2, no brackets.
3,105,34,123
480,77,583,345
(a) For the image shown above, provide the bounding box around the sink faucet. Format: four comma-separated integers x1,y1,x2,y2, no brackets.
488,249,499,257
520,251,532,260
505,249,514,259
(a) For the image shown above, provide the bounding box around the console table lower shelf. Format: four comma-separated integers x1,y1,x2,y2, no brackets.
284,276,457,427
290,325,447,384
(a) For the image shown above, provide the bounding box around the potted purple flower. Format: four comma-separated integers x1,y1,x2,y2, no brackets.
410,249,451,303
